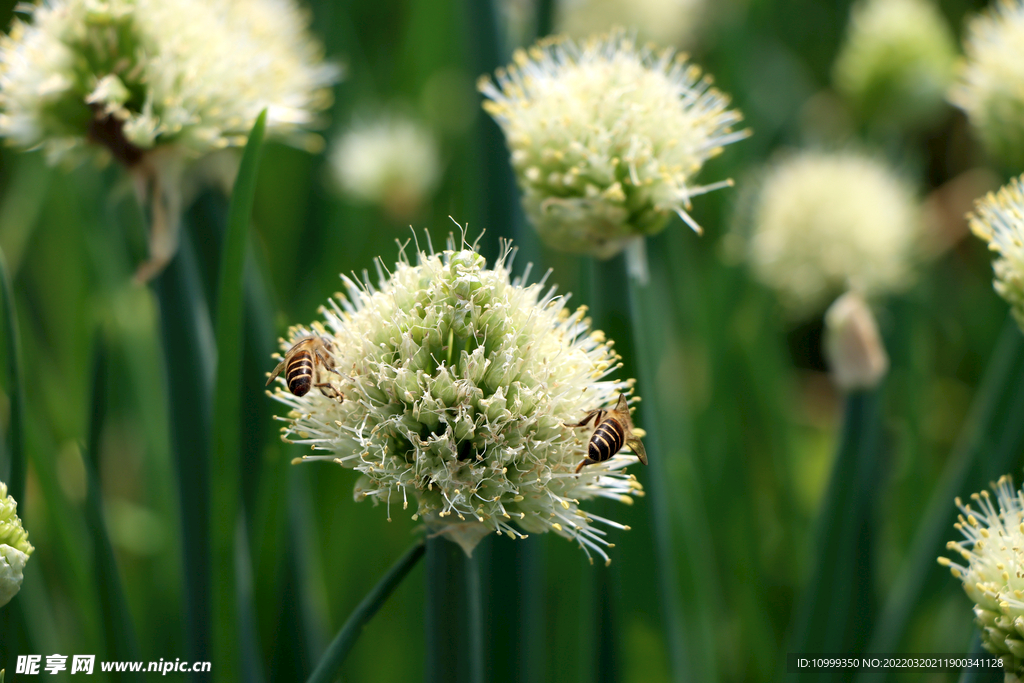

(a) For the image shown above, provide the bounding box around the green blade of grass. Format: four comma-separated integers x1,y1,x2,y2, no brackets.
862,315,1024,676
210,110,267,683
82,340,142,676
789,389,883,682
425,537,483,683
307,540,426,683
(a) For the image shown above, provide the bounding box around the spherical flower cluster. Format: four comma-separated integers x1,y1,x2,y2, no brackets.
329,113,442,221
556,0,706,51
939,475,1024,678
968,175,1024,329
832,0,957,128
0,481,33,608
270,238,644,561
479,30,748,259
0,0,341,165
745,151,919,316
950,0,1024,170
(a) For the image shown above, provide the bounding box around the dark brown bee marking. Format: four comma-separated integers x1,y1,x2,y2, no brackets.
267,336,343,400
590,419,625,463
566,394,648,474
286,352,316,396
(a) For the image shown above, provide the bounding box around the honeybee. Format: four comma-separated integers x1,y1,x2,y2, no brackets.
266,336,342,399
567,394,647,473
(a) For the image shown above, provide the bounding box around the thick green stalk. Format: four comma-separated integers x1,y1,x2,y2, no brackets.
0,248,24,505
0,247,26,669
862,316,1024,676
82,342,142,677
210,111,266,683
155,224,215,671
306,541,426,683
425,537,483,683
790,390,882,682
625,253,719,683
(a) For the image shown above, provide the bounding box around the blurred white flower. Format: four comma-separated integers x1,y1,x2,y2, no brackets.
968,174,1024,330
555,0,705,50
940,475,1024,677
270,238,643,562
479,30,748,260
833,0,957,128
0,0,340,163
0,481,33,608
823,292,889,391
0,0,341,280
745,151,919,316
950,0,1024,169
329,113,442,221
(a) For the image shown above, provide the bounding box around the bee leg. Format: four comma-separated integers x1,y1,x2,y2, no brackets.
315,382,344,401
565,409,603,429
626,438,648,466
575,458,596,474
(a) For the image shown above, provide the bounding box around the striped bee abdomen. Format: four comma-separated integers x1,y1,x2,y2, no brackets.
286,352,315,397
589,418,625,463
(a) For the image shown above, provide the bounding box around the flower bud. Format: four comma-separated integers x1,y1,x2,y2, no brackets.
824,292,889,391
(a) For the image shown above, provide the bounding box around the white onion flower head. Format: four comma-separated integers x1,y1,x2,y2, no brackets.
833,0,957,128
270,237,644,562
329,114,442,221
479,31,749,260
0,481,33,608
968,174,1024,330
0,0,341,164
951,0,1024,170
746,151,919,316
939,475,1024,677
0,0,340,281
556,0,706,50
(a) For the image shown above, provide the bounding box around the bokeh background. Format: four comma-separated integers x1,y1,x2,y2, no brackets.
0,0,1013,681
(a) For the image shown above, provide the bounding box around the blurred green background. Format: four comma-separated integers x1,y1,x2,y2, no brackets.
0,0,1013,681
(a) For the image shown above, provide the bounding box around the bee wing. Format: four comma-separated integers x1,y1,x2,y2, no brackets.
266,358,288,386
626,438,648,466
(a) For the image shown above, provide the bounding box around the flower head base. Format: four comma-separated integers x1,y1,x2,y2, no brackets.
744,150,919,316
950,0,1024,170
479,31,748,259
0,0,341,165
0,481,33,608
969,175,1024,329
833,0,957,129
329,113,442,221
270,236,644,562
939,475,1024,677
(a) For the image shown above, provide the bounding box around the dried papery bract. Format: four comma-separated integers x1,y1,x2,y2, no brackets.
269,237,645,563
0,0,341,280
479,30,748,263
744,150,920,317
969,174,1024,330
951,0,1024,170
939,475,1024,677
0,481,33,608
